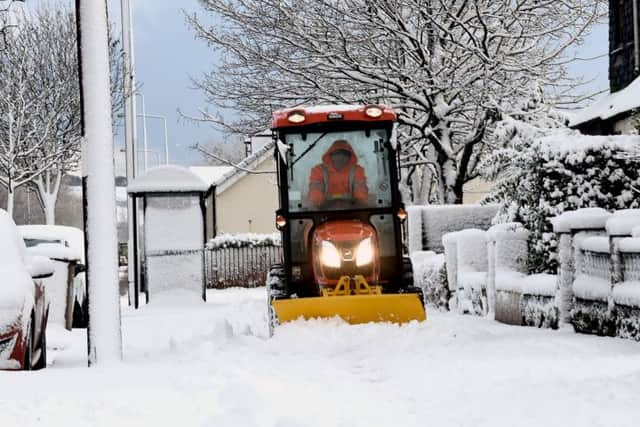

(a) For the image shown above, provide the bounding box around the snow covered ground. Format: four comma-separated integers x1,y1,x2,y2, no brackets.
1,287,640,427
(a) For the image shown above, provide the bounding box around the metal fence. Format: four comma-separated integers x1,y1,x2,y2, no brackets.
204,245,282,288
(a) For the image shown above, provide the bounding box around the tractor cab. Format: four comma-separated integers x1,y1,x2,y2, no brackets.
268,104,425,332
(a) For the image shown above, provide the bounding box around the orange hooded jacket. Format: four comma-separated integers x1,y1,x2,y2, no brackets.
308,140,368,207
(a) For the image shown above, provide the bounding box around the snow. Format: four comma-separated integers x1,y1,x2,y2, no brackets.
495,271,527,293
613,282,640,308
522,274,557,297
407,205,424,253
573,274,611,302
18,225,85,262
145,196,205,296
189,165,235,186
419,204,498,252
26,243,80,263
486,222,528,241
128,165,210,194
618,237,640,253
79,0,122,364
456,229,488,273
633,226,640,238
551,208,611,233
578,236,611,254
207,233,281,249
606,209,640,236
5,287,640,426
570,75,640,126
540,134,640,155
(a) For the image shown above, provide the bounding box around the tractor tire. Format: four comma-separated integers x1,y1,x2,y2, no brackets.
267,264,287,337
400,257,425,306
401,257,414,288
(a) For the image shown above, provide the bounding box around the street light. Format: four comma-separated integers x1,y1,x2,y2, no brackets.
135,92,149,171
137,113,169,164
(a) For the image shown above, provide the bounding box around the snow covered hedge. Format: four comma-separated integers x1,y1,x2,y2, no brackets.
485,133,640,273
207,233,281,250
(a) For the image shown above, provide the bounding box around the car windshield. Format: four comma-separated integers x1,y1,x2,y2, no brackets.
285,128,392,213
24,238,66,248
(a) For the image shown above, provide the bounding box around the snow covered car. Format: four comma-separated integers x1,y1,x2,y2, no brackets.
19,225,88,328
0,210,54,370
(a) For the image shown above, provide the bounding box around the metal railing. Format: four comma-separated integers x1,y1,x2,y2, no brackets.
204,245,282,288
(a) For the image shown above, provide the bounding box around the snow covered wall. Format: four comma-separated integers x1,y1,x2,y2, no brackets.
408,204,498,253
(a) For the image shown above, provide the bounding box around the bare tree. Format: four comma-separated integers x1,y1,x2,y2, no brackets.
188,0,605,203
0,0,23,52
0,5,124,223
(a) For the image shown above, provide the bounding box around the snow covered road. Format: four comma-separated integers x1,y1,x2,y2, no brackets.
1,287,640,427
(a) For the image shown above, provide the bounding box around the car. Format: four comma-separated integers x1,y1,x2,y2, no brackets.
0,209,54,370
19,225,87,328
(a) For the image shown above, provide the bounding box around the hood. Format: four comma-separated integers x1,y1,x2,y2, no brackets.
314,219,376,244
321,140,358,168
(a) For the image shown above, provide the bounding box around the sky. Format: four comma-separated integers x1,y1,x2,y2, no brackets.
20,1,610,171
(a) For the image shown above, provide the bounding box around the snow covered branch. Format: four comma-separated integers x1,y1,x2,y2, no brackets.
189,0,605,203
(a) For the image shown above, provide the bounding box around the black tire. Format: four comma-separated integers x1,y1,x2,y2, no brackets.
401,257,414,289
33,309,48,370
267,264,287,337
33,329,46,370
72,297,89,329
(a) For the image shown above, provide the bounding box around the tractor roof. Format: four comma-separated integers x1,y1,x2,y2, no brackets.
271,104,396,129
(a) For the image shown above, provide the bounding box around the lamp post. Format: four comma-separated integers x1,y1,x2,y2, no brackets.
137,114,169,164
135,92,149,171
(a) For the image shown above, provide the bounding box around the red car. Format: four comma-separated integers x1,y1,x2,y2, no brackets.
0,209,52,370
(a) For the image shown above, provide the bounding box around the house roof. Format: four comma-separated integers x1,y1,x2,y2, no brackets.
570,76,640,128
214,141,276,194
189,166,235,187
127,165,211,194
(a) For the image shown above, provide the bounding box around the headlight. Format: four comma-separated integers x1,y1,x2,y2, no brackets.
320,241,341,268
287,111,306,124
356,237,374,266
364,106,383,118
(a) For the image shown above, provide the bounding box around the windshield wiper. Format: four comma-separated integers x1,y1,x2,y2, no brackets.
291,132,328,169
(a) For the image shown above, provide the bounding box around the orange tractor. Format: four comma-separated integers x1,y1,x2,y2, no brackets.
268,104,426,333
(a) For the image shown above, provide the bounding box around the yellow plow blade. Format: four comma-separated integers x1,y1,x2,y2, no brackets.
272,293,426,325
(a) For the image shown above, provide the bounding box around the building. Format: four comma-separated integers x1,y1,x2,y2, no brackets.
571,0,640,135
191,132,278,237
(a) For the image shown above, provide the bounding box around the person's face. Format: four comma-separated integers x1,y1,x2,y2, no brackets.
330,151,351,171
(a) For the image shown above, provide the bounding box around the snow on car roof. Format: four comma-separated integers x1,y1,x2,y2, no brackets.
128,165,211,194
18,225,84,261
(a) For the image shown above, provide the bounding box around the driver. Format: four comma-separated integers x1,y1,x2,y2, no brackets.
308,140,368,208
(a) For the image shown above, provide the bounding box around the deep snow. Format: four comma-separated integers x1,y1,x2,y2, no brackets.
1,287,640,427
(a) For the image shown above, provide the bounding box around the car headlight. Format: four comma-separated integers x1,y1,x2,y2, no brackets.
320,241,341,268
356,238,374,267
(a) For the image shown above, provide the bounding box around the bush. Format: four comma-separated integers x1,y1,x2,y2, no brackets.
484,133,640,273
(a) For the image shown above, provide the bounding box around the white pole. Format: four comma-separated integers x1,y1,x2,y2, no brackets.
78,0,122,365
163,116,169,164
121,0,139,308
136,92,148,171
137,113,169,165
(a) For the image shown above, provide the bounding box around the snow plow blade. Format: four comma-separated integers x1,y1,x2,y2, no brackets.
272,293,426,324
